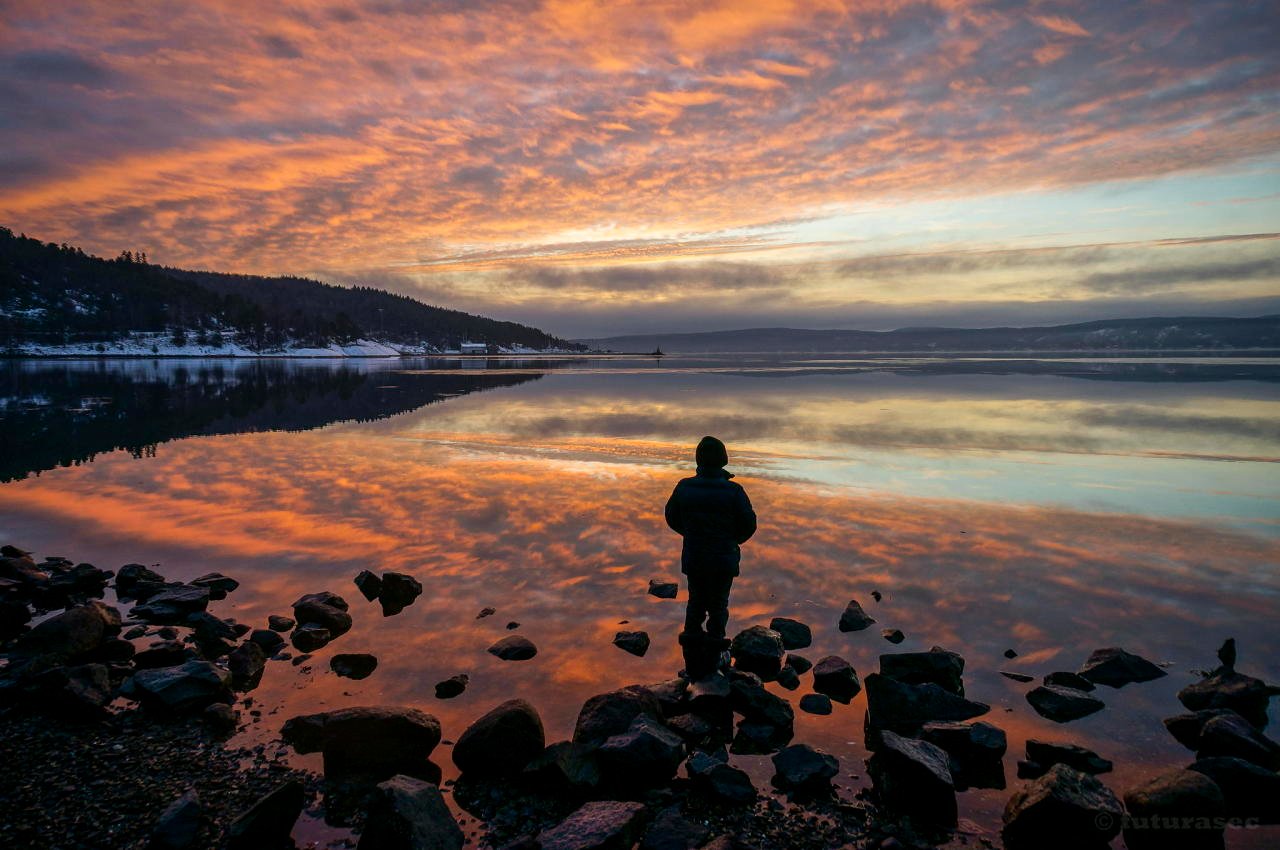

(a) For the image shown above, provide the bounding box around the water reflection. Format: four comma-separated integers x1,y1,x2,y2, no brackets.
1,356,1277,845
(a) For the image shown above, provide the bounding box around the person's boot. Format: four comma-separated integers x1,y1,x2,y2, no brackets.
678,630,718,681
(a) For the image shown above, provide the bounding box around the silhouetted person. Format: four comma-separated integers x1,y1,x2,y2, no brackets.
665,436,756,677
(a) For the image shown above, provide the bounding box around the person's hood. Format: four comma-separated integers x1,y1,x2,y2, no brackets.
695,466,734,479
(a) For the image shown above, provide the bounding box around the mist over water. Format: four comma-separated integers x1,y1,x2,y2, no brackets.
2,355,1277,845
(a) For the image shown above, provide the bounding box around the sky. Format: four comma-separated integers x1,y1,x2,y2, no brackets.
1,0,1279,338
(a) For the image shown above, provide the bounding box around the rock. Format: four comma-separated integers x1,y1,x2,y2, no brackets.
0,544,31,558
1178,668,1274,729
225,780,304,850
525,740,602,790
227,641,266,689
248,628,285,654
506,621,520,629
129,659,232,713
871,590,882,602
1005,648,1018,659
799,694,832,715
1165,709,1234,750
537,800,647,850
1001,671,1034,683
380,573,423,616
190,572,238,600
775,666,800,690
1044,671,1095,692
292,591,352,636
597,718,685,786
267,615,294,632
1123,768,1225,850
131,586,210,622
730,719,793,755
882,628,904,644
282,706,442,778
1002,764,1122,850
434,674,468,699
729,625,785,680
768,617,811,650
354,570,383,601
488,634,537,661
0,598,32,640
648,580,678,599
1188,756,1280,823
94,637,136,663
921,721,1007,785
868,731,956,826
476,606,495,618
728,673,794,728
687,672,731,712
687,751,756,804
641,806,711,850
133,640,196,669
1196,711,1280,769
879,646,966,695
331,653,378,680
149,790,202,850
203,702,238,734
115,563,168,599
771,743,839,792
357,774,463,850
864,673,989,732
643,678,689,717
290,624,331,652
1026,685,1105,723
613,631,650,657
1024,740,1112,776
838,599,875,632
666,713,714,742
16,601,120,659
574,685,663,748
811,656,860,704
786,653,812,674
453,699,545,776
1078,647,1167,688
35,663,112,718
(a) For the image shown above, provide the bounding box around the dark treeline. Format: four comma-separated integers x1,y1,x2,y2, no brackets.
0,360,543,482
0,227,581,351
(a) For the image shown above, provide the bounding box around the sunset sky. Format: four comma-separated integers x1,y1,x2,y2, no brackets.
2,0,1278,336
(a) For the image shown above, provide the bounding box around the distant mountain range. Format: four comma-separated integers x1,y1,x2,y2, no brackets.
581,316,1280,353
0,226,582,354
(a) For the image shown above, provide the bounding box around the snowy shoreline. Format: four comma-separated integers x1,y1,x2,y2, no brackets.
5,334,581,359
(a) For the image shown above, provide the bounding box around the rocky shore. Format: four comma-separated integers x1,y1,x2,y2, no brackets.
2,544,1278,850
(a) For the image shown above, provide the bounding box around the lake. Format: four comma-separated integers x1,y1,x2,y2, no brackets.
2,355,1277,847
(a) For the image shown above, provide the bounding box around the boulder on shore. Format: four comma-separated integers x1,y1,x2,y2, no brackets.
131,586,210,623
357,775,463,850
1023,740,1112,776
613,631,650,657
729,625,785,681
537,800,647,850
647,580,678,599
811,656,861,704
1122,768,1225,850
1178,667,1274,729
864,673,989,732
225,780,304,850
686,751,756,804
1044,671,1095,692
434,674,468,700
799,694,832,716
768,617,812,650
573,685,663,749
353,570,383,602
149,790,203,850
771,743,839,793
1025,685,1105,723
15,600,120,659
190,572,238,600
331,653,379,680
282,706,442,779
596,718,686,787
1001,763,1122,850
290,624,331,652
879,646,965,695
1195,710,1280,769
128,659,232,713
292,591,352,637
379,572,423,616
868,730,956,826
452,699,545,777
837,599,875,632
1077,647,1167,688
487,634,537,661
1188,756,1280,823
921,720,1007,789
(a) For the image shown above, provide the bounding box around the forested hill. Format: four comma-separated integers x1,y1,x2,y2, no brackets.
0,227,580,352
583,316,1280,353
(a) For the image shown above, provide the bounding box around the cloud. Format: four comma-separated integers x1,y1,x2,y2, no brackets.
5,48,113,86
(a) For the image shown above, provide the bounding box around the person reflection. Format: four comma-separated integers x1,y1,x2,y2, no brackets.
664,436,757,680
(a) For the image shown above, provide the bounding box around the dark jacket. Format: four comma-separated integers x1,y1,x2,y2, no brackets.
665,467,757,577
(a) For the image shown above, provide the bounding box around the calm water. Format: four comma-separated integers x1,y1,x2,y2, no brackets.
2,355,1278,847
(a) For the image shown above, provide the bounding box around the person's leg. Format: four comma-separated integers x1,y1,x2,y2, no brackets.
684,573,708,634
704,574,734,639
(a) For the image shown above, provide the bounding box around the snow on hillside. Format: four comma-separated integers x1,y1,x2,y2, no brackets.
9,332,575,358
